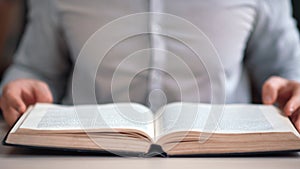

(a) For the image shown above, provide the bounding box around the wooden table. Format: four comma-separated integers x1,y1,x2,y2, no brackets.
1,116,300,169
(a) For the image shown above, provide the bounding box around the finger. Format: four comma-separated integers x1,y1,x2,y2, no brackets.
291,110,300,132
31,82,53,103
277,96,290,110
2,103,22,127
21,88,36,106
284,87,300,116
262,76,289,105
3,89,27,113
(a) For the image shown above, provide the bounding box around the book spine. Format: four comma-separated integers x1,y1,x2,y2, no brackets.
143,144,168,157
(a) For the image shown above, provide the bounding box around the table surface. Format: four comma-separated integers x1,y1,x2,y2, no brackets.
1,115,300,169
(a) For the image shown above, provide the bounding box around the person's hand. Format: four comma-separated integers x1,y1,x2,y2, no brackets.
0,79,53,126
262,76,300,132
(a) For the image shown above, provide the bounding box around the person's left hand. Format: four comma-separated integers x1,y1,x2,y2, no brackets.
262,76,300,132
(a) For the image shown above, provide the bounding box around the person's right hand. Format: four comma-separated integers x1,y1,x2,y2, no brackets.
0,79,53,126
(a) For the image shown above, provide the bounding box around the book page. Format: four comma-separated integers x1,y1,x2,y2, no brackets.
10,106,33,133
19,103,155,139
155,103,299,139
154,102,211,139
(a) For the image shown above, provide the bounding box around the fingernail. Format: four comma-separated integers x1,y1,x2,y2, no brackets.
18,106,25,113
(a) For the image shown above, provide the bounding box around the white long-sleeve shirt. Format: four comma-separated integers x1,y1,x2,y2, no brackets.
1,0,300,110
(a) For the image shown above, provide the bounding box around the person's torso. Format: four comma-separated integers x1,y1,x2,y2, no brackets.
53,0,258,109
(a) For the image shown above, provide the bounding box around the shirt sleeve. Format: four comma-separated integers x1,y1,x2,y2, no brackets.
0,0,71,102
245,0,300,92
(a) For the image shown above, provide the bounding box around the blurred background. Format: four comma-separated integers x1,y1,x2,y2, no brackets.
0,0,299,81
0,0,26,81
292,0,300,30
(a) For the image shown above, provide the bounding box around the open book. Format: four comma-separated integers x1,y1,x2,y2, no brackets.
3,102,300,156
